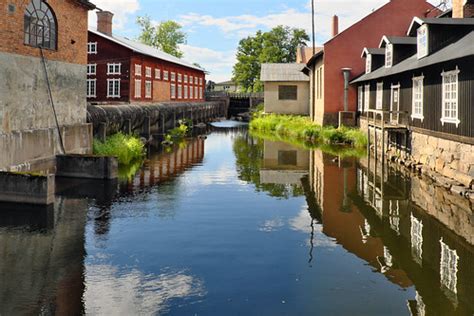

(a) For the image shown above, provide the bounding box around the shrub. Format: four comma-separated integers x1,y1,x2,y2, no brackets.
93,132,145,165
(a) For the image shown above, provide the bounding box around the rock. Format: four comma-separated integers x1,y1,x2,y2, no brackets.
451,185,467,196
435,158,445,172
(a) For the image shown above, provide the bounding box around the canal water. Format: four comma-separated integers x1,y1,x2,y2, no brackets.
1,124,473,315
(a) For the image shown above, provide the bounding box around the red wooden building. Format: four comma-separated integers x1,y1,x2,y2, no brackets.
87,11,206,104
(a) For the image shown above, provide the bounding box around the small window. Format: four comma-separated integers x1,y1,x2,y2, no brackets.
195,86,198,99
24,0,57,50
184,85,188,99
184,75,188,83
417,24,429,59
199,78,203,86
107,79,120,98
171,84,176,99
135,64,142,77
134,79,141,98
178,73,182,83
155,68,161,80
194,77,198,85
87,79,96,98
88,42,97,54
171,72,176,82
199,87,203,99
278,85,298,100
145,67,152,78
366,54,372,74
189,85,194,99
145,81,152,98
107,63,121,75
364,84,370,111
441,69,460,127
412,76,424,121
190,76,193,84
385,44,393,68
376,82,383,110
178,85,182,99
163,71,169,81
87,64,97,76
358,86,364,112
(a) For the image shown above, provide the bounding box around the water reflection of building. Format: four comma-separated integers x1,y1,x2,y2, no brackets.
0,198,87,315
260,140,309,186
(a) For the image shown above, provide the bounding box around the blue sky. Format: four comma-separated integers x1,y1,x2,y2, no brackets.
90,0,447,82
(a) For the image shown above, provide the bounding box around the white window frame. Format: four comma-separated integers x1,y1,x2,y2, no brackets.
155,68,161,80
366,54,372,74
199,87,203,99
184,85,188,99
145,80,152,98
171,72,176,82
86,79,97,98
87,42,97,54
194,77,198,85
385,43,393,68
189,76,193,85
135,64,142,77
107,79,120,98
358,86,364,112
178,73,182,83
171,83,176,99
376,82,383,110
107,63,121,75
195,86,198,99
145,66,152,78
364,84,370,111
87,64,97,75
163,70,169,81
189,84,194,99
184,75,188,83
417,24,429,59
134,79,141,98
199,78,203,86
411,75,424,121
441,68,460,127
178,85,183,99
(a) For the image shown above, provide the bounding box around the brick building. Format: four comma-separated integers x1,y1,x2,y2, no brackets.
305,0,439,126
0,0,95,171
87,11,206,104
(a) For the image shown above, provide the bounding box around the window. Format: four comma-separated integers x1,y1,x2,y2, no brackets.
145,67,152,78
178,73,182,83
364,84,370,111
86,79,96,98
190,76,193,84
107,79,120,98
366,54,372,74
410,214,423,264
278,85,298,100
134,79,141,98
178,85,182,99
171,84,176,99
87,42,97,54
199,87,203,99
440,238,459,294
376,82,383,109
189,85,194,99
24,0,57,50
163,70,169,81
441,68,460,127
87,64,97,76
171,72,176,82
412,76,424,121
145,81,152,98
194,77,198,85
184,85,188,99
107,63,121,75
135,64,142,77
358,86,364,112
417,24,428,59
184,75,188,83
195,86,198,99
199,78,203,86
385,44,393,67
155,68,161,80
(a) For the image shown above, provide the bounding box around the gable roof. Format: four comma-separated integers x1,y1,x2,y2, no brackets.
89,29,205,72
379,36,417,48
362,48,385,58
352,30,474,84
260,63,309,82
407,17,474,36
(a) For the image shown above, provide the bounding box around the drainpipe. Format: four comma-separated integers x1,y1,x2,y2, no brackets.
341,68,352,112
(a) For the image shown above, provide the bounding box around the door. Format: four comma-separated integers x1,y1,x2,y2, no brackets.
390,84,400,124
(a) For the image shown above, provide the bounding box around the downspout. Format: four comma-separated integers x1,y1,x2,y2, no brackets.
40,47,66,154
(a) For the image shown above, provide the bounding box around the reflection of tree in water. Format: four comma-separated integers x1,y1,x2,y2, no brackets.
233,134,304,199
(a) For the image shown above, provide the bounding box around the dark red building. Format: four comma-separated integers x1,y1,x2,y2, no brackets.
87,11,206,104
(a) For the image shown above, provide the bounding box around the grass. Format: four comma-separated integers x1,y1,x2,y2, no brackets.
93,132,145,165
163,120,192,144
249,111,367,157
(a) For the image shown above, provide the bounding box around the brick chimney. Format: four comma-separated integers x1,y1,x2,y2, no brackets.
453,0,474,18
97,11,114,36
332,15,339,38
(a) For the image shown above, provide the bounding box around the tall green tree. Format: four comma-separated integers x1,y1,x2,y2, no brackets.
136,16,187,58
232,26,309,92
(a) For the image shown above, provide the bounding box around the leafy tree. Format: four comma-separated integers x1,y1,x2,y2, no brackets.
136,16,187,58
232,26,309,92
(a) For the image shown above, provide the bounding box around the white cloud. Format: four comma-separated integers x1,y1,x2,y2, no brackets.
88,0,140,30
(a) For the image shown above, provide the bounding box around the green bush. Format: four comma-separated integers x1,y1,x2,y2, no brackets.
93,132,145,165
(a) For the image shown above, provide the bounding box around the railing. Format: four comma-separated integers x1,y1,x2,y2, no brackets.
205,91,264,99
366,109,409,128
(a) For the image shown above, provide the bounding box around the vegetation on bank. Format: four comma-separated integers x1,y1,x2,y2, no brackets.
93,132,145,165
163,120,192,145
249,112,367,156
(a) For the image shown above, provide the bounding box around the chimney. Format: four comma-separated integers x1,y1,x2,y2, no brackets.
97,11,114,36
332,15,339,38
453,0,474,18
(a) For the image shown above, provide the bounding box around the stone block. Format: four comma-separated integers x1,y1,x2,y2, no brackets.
451,185,467,196
56,155,118,180
0,172,55,205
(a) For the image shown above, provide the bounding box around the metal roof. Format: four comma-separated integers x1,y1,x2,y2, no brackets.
352,31,474,84
260,63,309,82
408,17,474,36
76,0,96,10
379,36,417,48
89,29,205,72
362,48,385,58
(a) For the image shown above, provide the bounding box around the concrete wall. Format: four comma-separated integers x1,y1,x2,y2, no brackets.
264,81,309,115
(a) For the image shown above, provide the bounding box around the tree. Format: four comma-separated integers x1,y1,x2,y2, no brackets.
232,26,309,92
136,16,187,58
